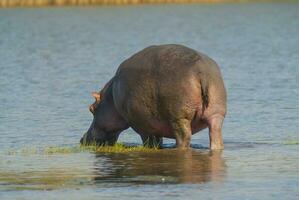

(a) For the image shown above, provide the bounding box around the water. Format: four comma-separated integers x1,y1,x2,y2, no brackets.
0,3,299,199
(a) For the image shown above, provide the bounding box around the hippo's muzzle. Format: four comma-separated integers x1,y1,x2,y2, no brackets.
80,132,99,146
80,132,117,146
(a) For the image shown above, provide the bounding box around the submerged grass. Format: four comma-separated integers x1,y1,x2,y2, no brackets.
7,143,159,155
81,142,159,153
283,140,299,145
45,143,159,154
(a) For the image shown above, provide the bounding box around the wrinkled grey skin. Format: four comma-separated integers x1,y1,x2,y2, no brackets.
81,44,227,150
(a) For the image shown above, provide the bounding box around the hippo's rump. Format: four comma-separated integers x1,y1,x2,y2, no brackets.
111,44,225,137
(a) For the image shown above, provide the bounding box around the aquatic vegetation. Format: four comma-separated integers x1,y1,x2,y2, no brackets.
81,142,159,153
283,140,299,145
44,143,159,154
43,146,82,154
6,143,158,156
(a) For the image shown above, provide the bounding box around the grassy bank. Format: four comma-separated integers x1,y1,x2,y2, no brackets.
0,0,294,8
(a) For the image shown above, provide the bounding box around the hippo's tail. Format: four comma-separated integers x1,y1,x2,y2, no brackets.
200,78,209,114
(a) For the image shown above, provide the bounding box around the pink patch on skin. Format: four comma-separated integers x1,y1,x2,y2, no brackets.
191,109,208,134
149,119,173,138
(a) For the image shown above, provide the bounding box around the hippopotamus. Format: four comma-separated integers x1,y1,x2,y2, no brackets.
80,44,227,150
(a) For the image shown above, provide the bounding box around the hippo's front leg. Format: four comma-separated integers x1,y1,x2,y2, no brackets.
208,115,224,150
139,133,163,148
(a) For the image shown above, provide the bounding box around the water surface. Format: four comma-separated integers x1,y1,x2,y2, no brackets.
0,3,298,199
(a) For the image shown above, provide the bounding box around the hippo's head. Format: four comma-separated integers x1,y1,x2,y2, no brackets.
80,92,119,146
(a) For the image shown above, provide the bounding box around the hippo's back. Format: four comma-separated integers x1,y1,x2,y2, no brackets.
117,44,201,81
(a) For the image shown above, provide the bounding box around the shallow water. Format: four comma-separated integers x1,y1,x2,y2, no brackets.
0,3,299,199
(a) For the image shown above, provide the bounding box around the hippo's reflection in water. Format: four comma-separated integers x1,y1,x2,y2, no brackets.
92,149,226,184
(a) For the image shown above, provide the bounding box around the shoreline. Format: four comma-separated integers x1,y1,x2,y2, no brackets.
0,0,297,8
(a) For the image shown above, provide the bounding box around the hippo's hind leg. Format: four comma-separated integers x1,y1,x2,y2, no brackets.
172,119,192,150
140,133,163,148
208,115,224,150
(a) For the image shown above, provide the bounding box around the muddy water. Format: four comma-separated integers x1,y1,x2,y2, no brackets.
0,3,298,199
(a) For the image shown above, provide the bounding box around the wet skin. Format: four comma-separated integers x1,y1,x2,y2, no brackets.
81,44,227,150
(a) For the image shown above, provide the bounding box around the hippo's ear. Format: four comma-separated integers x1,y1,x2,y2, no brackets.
91,92,101,101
